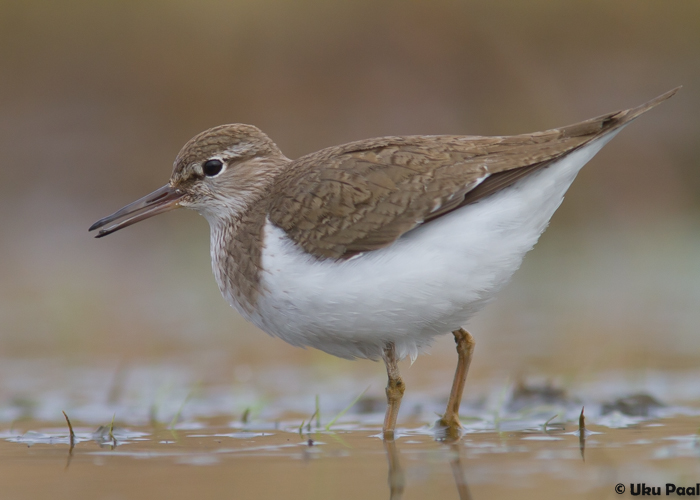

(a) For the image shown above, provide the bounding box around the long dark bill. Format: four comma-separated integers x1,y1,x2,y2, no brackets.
89,185,184,238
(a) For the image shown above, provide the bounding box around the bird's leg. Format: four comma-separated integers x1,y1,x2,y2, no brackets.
437,328,475,437
382,342,405,440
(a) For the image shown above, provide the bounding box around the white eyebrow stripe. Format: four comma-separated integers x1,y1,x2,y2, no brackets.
224,142,256,157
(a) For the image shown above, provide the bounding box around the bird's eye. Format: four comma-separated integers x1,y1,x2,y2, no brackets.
203,159,224,177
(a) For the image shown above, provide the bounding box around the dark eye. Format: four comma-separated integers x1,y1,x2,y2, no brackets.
203,159,224,177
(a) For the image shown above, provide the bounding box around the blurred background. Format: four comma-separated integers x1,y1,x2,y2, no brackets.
0,0,698,422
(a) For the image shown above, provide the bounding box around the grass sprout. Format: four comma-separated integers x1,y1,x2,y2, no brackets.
170,385,200,431
325,385,370,431
241,408,251,425
315,395,321,429
543,414,559,433
579,406,586,461
62,411,75,450
109,413,116,446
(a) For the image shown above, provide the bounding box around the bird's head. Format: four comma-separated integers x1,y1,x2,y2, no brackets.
90,124,288,237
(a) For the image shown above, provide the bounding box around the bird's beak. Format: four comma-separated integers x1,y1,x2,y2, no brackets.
89,184,184,238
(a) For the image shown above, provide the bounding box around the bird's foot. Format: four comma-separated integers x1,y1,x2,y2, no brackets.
434,413,463,442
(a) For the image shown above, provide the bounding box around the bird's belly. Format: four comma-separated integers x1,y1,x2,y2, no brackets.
245,132,619,361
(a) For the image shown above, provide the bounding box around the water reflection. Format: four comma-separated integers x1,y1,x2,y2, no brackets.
447,444,473,500
385,439,472,500
384,440,405,499
4,360,700,499
5,416,700,499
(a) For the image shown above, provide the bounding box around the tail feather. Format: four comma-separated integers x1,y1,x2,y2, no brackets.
561,86,681,138
459,87,680,207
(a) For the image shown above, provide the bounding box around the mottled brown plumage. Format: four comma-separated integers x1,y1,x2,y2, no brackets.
211,202,268,315
269,89,676,259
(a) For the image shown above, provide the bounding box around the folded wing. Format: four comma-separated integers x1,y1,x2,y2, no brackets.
269,88,678,260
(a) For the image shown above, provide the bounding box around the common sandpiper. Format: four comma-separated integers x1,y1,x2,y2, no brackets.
90,88,678,440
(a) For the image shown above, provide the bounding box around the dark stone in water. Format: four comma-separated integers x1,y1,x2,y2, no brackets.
507,381,574,412
601,393,664,417
356,396,386,414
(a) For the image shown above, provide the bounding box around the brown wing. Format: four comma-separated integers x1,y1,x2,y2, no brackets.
269,89,678,260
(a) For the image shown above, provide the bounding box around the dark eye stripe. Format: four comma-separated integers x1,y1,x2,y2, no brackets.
203,159,224,177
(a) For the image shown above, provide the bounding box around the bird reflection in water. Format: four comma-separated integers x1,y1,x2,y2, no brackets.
384,439,473,500
384,440,405,500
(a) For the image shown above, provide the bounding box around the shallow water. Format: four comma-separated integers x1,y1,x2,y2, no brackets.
2,358,700,500
4,415,700,499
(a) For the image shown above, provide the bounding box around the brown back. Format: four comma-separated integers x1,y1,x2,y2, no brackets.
268,89,679,260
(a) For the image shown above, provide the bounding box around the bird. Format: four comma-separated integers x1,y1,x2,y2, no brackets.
90,88,678,440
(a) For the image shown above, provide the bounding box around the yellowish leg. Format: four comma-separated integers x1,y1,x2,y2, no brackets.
382,342,405,440
437,328,475,437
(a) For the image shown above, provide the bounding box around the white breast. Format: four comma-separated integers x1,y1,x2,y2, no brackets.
232,130,623,361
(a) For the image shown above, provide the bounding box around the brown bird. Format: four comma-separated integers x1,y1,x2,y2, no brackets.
91,88,678,440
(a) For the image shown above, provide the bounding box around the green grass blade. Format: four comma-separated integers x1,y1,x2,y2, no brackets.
325,385,371,431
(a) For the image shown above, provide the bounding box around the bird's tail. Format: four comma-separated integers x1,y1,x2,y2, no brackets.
561,86,681,139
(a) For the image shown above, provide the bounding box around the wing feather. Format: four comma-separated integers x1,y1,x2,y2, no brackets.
268,89,678,259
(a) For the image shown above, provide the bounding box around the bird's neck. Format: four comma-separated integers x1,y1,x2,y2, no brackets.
205,156,289,317
208,201,269,319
